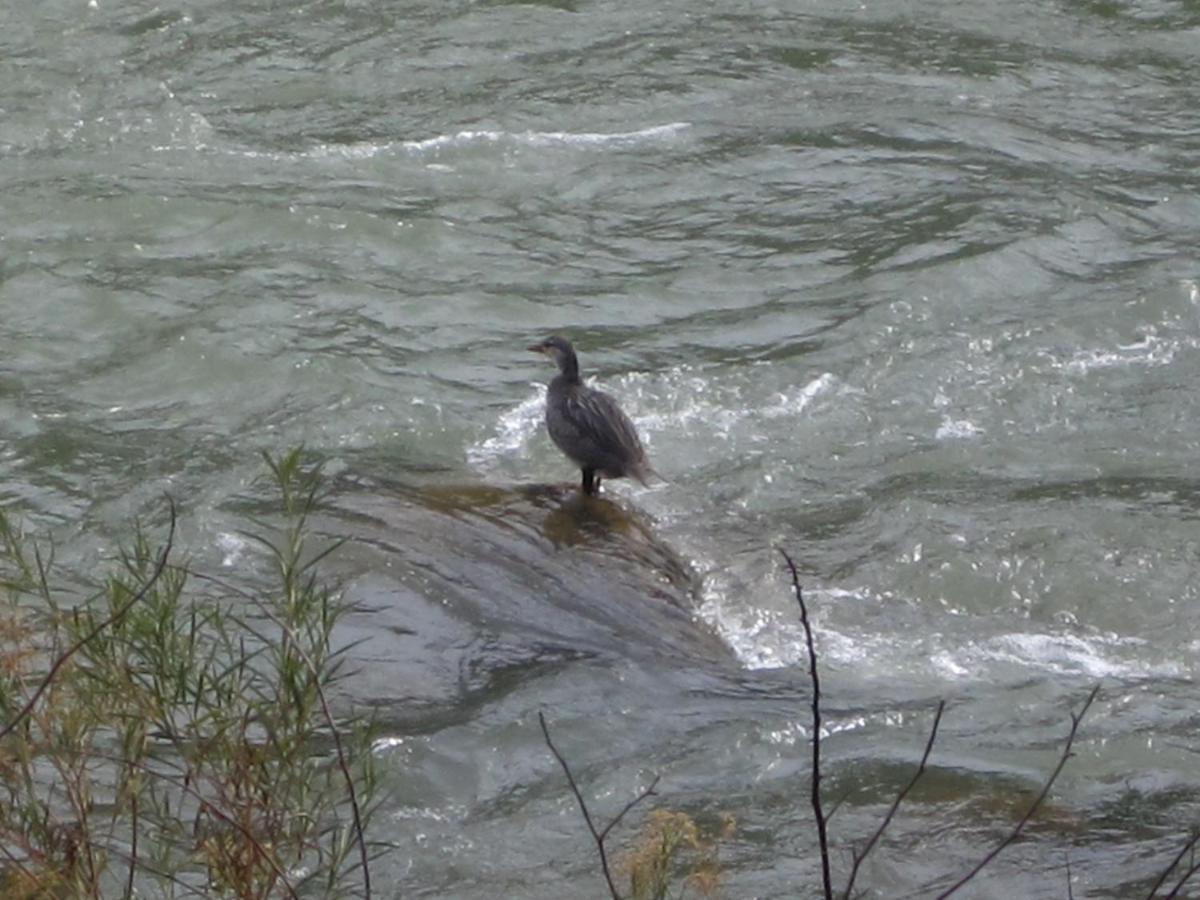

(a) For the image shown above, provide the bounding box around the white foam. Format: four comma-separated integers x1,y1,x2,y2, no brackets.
701,569,1181,684
627,367,837,440
252,122,692,163
929,650,972,678
399,122,691,153
694,573,874,670
761,372,835,419
702,598,795,669
1053,332,1197,375
936,416,983,439
886,626,1181,683
466,385,545,468
1184,278,1198,306
216,532,247,567
980,631,1179,679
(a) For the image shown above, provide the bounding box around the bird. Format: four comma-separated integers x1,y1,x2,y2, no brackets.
528,336,651,496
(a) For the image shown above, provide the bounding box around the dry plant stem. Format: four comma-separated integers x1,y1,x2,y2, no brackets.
126,792,138,900
841,700,946,900
0,499,176,742
597,777,663,847
824,791,853,826
185,566,372,900
84,748,301,900
0,840,57,898
87,838,213,900
1146,832,1200,898
538,711,660,900
779,548,834,900
248,600,372,900
934,683,1101,899
1162,853,1200,899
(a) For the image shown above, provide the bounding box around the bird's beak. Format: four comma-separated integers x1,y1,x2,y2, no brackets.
527,343,547,354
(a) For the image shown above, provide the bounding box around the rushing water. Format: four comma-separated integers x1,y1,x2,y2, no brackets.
3,0,1200,896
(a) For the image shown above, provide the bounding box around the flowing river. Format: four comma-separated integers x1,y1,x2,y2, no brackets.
3,0,1199,896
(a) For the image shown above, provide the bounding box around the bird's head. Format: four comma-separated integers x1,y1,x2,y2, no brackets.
527,336,579,377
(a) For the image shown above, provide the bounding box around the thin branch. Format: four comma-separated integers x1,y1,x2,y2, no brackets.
1147,831,1200,898
934,683,1101,899
82,749,300,900
0,499,177,742
538,711,659,900
125,790,138,900
598,773,663,845
1162,846,1200,899
779,547,834,900
0,839,58,899
841,700,946,900
825,789,854,825
1065,850,1073,900
84,837,214,900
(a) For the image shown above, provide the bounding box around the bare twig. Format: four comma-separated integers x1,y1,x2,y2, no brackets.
825,792,854,830
841,700,946,900
825,789,854,825
934,684,1101,899
0,839,57,898
125,791,138,900
1147,831,1200,898
0,499,177,741
1162,845,1200,899
538,711,660,900
85,748,301,900
84,837,214,900
779,547,834,900
598,778,663,846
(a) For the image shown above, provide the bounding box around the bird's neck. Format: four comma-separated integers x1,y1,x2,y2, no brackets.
557,352,581,383
550,373,579,395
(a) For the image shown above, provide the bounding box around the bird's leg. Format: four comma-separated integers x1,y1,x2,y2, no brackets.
581,469,596,496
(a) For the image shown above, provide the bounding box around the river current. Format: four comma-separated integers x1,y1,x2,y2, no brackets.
3,0,1200,896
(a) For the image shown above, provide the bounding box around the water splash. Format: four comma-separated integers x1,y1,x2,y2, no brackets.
627,366,838,438
398,122,691,154
936,416,984,439
760,372,836,419
237,122,692,162
466,385,545,469
216,532,247,567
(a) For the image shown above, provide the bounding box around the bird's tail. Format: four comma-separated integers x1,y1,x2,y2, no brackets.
633,461,661,486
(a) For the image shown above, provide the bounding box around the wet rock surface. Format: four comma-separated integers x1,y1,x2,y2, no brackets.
319,477,735,722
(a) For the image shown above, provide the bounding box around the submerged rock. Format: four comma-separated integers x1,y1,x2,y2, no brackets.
317,477,734,720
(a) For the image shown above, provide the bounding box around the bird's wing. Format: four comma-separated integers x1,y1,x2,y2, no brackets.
564,387,647,462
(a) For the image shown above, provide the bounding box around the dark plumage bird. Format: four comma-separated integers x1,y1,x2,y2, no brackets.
528,336,651,496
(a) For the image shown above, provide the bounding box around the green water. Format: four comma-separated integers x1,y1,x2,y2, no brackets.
3,0,1200,896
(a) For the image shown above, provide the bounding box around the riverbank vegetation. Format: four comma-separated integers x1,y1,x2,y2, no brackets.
0,450,376,898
